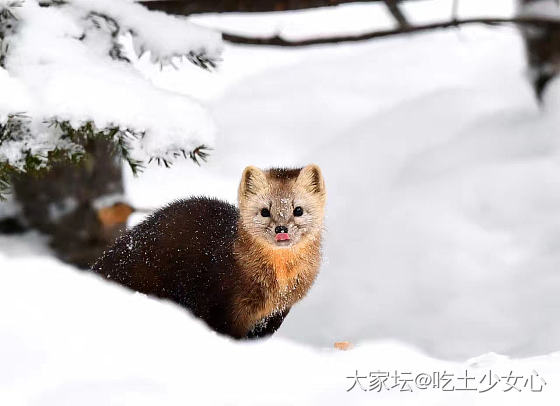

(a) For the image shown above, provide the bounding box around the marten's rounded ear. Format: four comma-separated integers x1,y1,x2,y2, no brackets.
297,164,326,196
239,166,268,200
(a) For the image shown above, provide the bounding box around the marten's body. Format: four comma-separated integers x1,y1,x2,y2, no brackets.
92,165,326,339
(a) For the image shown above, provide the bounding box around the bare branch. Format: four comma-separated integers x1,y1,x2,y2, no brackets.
222,16,560,47
383,0,409,27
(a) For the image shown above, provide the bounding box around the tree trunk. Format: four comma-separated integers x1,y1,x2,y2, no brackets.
517,0,560,100
10,139,131,269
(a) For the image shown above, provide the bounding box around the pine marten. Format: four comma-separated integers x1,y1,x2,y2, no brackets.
92,165,326,339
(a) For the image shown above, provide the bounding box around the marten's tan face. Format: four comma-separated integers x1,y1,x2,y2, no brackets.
238,165,326,248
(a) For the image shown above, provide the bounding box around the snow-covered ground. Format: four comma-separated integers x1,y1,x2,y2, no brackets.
1,244,558,405
3,0,560,404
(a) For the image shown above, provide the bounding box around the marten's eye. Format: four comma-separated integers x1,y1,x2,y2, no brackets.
260,208,271,217
293,206,303,217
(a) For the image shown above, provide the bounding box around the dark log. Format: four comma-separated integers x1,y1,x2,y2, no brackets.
517,0,560,100
139,0,421,15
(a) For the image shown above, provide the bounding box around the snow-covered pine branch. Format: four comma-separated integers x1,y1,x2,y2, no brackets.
0,0,223,198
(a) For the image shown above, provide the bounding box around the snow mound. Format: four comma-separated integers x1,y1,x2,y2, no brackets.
0,246,558,405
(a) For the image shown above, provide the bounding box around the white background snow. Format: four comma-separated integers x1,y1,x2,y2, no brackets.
3,0,560,404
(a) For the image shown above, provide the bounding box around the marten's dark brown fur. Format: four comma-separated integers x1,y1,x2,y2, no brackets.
92,165,326,339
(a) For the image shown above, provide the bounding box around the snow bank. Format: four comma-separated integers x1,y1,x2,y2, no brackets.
0,244,558,405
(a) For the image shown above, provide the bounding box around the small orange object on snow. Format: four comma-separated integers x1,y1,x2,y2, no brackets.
334,341,352,351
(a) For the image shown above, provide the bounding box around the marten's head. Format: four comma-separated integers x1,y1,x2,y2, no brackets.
238,165,326,248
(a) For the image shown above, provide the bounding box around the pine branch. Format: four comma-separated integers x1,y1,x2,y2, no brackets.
0,2,218,198
0,162,12,199
0,1,21,18
112,128,145,176
189,145,210,165
186,51,218,70
1,116,213,199
0,113,29,144
49,3,220,69
148,144,211,168
0,1,21,67
222,16,560,47
49,120,211,173
0,115,84,199
84,12,131,63
89,8,220,70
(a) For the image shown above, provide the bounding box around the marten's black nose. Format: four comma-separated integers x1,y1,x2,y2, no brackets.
275,225,288,234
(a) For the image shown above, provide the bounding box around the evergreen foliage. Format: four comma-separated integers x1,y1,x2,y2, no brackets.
0,0,220,199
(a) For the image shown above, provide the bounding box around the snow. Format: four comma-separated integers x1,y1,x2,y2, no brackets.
3,0,560,404
0,68,29,122
1,245,559,405
518,0,560,18
0,0,222,170
71,0,222,64
0,192,19,217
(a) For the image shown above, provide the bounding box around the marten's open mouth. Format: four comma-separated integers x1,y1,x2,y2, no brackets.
275,233,290,242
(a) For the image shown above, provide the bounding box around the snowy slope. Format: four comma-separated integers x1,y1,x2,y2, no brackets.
0,243,558,405
3,0,560,404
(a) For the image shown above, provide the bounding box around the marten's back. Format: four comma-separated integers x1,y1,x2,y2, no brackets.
92,197,240,334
